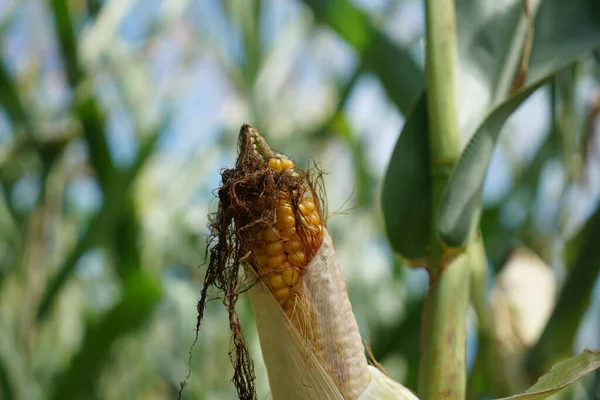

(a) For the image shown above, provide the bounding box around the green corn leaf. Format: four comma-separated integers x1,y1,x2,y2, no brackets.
382,0,600,260
438,82,543,247
438,0,600,247
49,270,162,400
497,350,600,400
381,97,431,262
381,0,545,260
49,0,82,86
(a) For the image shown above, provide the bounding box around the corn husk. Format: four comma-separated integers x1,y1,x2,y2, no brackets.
249,229,418,399
358,367,419,400
249,271,344,400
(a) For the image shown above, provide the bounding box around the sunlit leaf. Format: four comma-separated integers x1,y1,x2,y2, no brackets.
439,0,600,247
381,0,541,260
455,0,542,135
438,82,543,246
497,350,600,399
383,0,600,258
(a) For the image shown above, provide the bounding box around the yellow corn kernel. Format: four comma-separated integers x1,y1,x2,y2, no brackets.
288,251,306,266
277,203,293,217
256,254,269,268
266,241,284,256
273,286,290,301
269,274,286,290
283,303,294,316
264,226,280,242
280,226,296,238
267,254,286,269
281,158,295,170
282,269,300,286
268,158,283,172
305,226,323,247
277,214,296,229
278,261,293,273
284,239,303,254
308,224,323,234
300,197,315,211
308,212,320,225
254,240,266,253
298,203,310,215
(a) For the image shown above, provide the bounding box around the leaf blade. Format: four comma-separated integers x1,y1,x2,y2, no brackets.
497,350,600,400
382,0,600,258
438,82,543,246
438,0,600,247
381,96,431,261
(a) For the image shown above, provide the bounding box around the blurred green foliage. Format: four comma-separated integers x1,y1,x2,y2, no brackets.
0,0,599,399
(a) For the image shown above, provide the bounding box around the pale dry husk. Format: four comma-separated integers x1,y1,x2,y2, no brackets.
248,229,419,400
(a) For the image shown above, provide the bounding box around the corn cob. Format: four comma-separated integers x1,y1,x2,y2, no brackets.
195,124,419,400
241,136,320,300
251,162,323,316
232,125,371,398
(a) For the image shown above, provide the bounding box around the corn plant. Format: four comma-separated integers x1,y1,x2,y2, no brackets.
379,0,600,397
2,0,600,398
190,0,600,399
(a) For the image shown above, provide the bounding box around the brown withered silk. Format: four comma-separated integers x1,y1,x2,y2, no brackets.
179,125,326,400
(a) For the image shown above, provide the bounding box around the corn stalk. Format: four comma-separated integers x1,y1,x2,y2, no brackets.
418,0,470,398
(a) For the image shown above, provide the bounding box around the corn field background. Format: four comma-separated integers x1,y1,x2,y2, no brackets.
1,0,600,399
